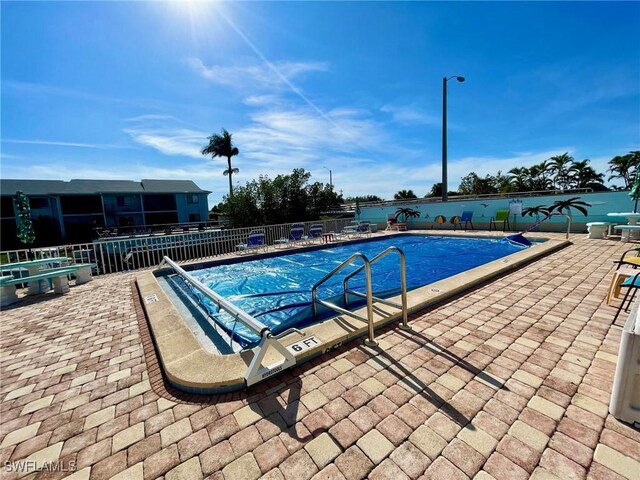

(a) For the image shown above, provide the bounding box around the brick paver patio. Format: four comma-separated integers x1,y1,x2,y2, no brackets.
1,234,639,479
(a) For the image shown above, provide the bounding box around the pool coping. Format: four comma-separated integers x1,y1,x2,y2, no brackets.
135,232,570,393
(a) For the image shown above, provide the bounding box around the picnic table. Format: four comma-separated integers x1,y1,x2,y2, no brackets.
0,257,70,294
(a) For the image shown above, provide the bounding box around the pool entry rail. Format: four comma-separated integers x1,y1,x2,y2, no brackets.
311,247,409,347
158,256,299,387
343,246,409,332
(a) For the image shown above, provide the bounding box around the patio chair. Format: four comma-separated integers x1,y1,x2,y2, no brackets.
236,230,267,254
460,211,474,231
450,216,462,230
489,210,510,232
306,224,324,243
612,271,640,323
386,214,398,231
354,221,372,237
275,226,306,248
614,247,640,270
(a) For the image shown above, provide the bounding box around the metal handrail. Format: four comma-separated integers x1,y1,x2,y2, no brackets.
342,246,409,330
311,252,377,345
158,255,302,387
159,256,269,337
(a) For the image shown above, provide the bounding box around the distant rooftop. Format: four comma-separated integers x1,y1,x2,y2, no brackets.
0,179,211,196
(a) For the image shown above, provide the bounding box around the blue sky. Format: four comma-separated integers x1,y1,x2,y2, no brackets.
2,1,639,204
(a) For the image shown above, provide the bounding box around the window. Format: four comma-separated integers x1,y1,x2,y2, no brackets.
29,197,50,210
189,213,200,222
145,212,179,225
117,196,129,207
60,195,103,215
187,195,199,204
143,195,176,212
0,197,15,218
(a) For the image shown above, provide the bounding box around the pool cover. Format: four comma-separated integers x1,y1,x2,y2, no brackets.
184,235,527,346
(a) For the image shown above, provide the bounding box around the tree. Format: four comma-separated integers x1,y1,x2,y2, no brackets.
548,153,575,189
344,195,384,203
458,172,498,195
15,191,36,257
219,169,342,227
425,183,442,198
527,162,553,191
507,167,530,192
569,159,605,188
201,129,240,197
394,189,417,200
608,151,640,189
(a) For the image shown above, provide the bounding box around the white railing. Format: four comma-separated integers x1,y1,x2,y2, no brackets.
1,218,354,276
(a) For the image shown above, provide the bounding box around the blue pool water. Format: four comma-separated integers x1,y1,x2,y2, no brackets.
183,235,528,346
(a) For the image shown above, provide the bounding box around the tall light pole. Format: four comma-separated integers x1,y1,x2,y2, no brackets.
323,167,333,187
442,75,465,202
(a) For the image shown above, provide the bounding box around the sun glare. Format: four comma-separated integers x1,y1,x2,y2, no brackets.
163,1,226,45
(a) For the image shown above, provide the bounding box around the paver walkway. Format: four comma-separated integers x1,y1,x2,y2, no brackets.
1,234,639,480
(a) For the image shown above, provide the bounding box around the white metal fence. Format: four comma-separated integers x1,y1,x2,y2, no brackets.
1,218,355,276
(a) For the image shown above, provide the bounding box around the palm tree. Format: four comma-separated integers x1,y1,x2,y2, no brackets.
507,167,530,192
394,207,421,223
549,197,591,217
202,129,240,197
569,159,605,188
521,205,551,232
608,151,640,189
548,153,575,190
528,161,553,191
394,189,417,200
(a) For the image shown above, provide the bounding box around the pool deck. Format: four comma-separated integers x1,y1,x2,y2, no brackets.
1,231,639,480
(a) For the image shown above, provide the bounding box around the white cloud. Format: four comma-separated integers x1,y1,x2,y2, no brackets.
122,114,209,158
380,104,440,126
186,57,328,92
2,139,131,149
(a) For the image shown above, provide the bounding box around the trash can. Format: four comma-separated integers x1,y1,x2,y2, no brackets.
609,296,640,428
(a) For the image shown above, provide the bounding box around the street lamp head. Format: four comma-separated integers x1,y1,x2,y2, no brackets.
456,76,465,82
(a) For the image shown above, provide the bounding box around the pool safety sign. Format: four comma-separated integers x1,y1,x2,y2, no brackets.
509,199,523,215
144,294,159,304
287,336,321,355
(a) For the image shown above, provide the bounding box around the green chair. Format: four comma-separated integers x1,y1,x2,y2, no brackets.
490,210,510,232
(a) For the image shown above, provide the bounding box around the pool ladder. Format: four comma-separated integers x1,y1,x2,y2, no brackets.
311,246,409,346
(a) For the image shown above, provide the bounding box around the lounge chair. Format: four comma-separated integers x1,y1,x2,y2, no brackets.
306,224,324,243
385,214,398,231
386,215,407,232
343,221,371,239
489,210,510,232
236,230,267,254
275,226,305,248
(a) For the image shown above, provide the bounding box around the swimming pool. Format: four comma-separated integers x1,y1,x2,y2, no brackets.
173,234,529,346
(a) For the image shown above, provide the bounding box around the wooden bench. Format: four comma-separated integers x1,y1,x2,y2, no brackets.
0,263,96,307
